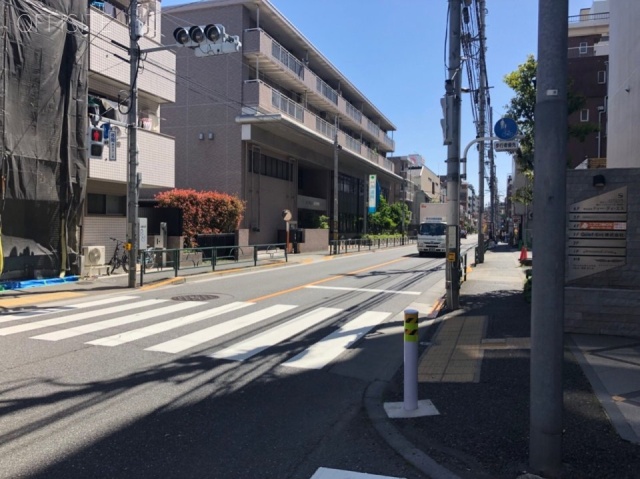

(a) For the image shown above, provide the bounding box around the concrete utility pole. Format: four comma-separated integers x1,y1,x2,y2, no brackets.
127,0,140,288
529,0,569,476
332,116,339,254
489,107,496,238
445,0,462,309
476,0,488,263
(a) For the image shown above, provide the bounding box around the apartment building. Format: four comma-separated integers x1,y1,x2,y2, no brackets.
388,155,443,232
84,0,176,261
162,0,399,244
567,0,609,169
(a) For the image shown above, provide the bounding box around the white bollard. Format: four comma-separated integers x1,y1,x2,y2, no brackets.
403,308,419,411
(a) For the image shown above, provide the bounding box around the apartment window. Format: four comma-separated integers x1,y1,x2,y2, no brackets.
87,194,126,215
579,42,588,54
248,153,292,182
580,109,589,122
597,70,606,84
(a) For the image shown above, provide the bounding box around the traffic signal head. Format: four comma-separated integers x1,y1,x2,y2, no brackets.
90,126,104,158
173,23,240,56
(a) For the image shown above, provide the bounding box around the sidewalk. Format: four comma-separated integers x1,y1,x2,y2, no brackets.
377,244,640,479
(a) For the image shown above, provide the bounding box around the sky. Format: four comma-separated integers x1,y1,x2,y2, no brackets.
161,0,596,202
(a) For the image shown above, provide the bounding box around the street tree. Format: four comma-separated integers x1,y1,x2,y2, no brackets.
503,54,597,206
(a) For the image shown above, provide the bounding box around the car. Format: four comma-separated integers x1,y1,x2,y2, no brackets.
460,229,467,239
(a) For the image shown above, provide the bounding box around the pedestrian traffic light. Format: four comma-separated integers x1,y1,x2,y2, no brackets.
172,24,241,57
90,126,104,158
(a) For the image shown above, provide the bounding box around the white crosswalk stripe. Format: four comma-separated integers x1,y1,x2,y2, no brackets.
30,301,207,342
146,304,297,354
1,296,393,368
0,299,162,336
282,311,391,370
210,307,342,361
87,301,252,347
0,296,136,325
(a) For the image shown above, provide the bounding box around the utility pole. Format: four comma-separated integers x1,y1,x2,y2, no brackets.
332,115,339,254
529,0,568,476
127,0,140,288
445,0,462,309
476,0,488,263
489,106,496,239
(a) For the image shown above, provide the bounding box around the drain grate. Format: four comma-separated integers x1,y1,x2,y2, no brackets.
171,294,219,302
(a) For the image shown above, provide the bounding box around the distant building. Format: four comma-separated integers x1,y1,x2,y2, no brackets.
567,0,609,169
162,0,400,242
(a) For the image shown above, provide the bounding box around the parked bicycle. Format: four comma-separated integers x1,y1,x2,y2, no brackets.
107,237,129,275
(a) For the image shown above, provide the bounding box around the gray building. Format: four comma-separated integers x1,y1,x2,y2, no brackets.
162,0,400,244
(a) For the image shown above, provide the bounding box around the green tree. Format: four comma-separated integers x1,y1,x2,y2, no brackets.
503,54,597,206
366,197,409,235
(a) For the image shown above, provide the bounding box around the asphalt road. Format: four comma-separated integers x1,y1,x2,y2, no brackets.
0,243,470,479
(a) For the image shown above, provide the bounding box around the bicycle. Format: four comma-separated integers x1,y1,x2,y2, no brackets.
107,237,129,275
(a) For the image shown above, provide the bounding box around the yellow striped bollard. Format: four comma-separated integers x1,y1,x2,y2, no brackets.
404,308,419,411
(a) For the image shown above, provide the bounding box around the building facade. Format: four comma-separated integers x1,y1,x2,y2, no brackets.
162,0,399,244
84,0,176,262
567,0,609,169
606,1,640,167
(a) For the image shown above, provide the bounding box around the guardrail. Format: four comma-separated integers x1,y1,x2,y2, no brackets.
328,237,417,255
138,243,288,286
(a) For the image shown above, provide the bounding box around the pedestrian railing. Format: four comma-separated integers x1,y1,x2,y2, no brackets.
138,243,288,285
328,236,417,255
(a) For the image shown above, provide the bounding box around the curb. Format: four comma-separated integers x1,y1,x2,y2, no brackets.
364,380,462,479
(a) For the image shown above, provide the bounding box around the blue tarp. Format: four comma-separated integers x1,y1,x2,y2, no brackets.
1,276,79,291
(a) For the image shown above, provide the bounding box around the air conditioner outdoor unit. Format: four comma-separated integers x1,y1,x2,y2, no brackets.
82,246,106,266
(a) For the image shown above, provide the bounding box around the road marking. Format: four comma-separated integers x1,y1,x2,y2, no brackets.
146,304,297,354
0,299,161,336
0,291,86,309
247,258,405,303
210,307,342,361
0,296,136,325
87,301,252,347
306,285,420,295
31,301,205,341
310,467,405,478
282,311,391,370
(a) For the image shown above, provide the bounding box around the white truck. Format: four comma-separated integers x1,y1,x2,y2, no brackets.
417,203,448,257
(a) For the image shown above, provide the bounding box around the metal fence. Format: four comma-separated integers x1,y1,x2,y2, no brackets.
328,237,417,255
138,243,288,285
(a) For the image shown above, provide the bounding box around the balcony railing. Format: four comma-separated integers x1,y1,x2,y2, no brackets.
272,89,304,121
366,118,380,137
271,41,305,79
345,134,361,154
316,77,338,105
346,102,362,123
568,12,609,24
316,116,335,140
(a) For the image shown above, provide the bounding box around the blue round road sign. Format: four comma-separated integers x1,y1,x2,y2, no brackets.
494,118,518,140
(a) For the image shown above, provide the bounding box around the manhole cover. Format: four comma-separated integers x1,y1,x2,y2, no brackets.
171,294,219,301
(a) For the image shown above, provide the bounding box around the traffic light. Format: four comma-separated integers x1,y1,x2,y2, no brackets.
172,24,241,57
90,126,104,158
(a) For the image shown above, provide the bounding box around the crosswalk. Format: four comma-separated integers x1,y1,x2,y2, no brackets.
0,296,392,370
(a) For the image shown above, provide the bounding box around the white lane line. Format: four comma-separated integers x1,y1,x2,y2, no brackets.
0,296,137,325
310,467,405,478
31,301,206,342
87,302,252,347
306,285,420,295
0,299,160,336
210,307,342,361
146,304,297,354
282,311,391,370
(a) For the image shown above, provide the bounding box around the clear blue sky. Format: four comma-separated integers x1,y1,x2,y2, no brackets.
162,0,596,201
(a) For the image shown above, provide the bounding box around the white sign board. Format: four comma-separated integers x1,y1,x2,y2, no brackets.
494,140,519,152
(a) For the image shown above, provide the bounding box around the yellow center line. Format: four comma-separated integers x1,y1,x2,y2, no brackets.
247,258,405,303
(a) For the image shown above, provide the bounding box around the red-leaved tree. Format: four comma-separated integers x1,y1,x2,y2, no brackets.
154,189,245,247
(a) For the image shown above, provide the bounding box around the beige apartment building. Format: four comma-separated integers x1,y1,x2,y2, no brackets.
162,0,400,244
83,1,176,262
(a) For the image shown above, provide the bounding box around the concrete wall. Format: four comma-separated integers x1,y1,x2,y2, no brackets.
565,168,640,336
